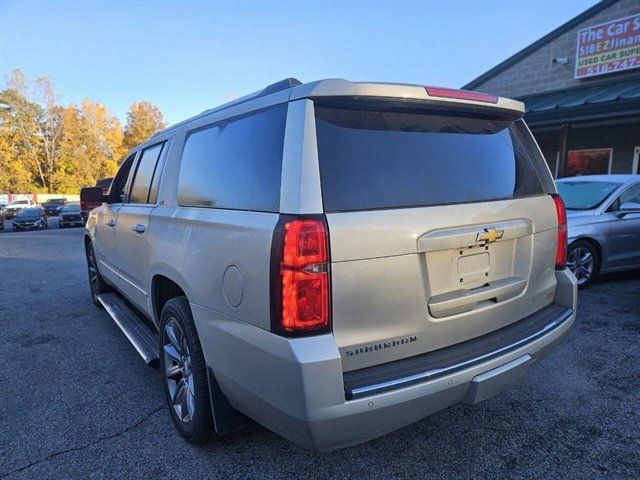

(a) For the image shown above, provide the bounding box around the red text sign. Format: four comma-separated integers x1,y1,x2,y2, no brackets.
575,14,640,79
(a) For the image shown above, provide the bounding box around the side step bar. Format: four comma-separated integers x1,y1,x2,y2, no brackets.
97,293,159,365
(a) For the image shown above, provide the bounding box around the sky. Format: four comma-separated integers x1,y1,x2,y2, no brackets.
1,0,599,126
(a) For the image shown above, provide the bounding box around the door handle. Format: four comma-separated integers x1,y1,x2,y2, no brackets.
131,224,146,234
106,219,116,227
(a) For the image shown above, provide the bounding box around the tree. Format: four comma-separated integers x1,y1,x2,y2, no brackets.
0,70,167,194
52,99,124,192
0,69,64,192
122,101,166,152
0,87,42,192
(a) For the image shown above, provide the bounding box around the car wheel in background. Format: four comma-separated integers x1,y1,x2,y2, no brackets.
567,240,600,288
85,241,111,307
160,296,213,444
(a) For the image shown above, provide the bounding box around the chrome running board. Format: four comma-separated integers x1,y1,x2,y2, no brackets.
97,293,159,365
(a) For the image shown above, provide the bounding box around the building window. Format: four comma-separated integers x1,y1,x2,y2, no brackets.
566,148,612,177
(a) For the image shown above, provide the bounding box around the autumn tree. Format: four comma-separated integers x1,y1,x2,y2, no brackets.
1,69,64,192
52,99,124,192
122,101,166,152
0,70,167,194
0,88,43,192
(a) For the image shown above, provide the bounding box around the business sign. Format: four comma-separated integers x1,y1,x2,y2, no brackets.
575,13,640,79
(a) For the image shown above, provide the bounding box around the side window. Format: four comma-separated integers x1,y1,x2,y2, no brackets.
109,153,137,203
619,184,640,208
129,142,165,204
177,103,287,212
147,142,169,204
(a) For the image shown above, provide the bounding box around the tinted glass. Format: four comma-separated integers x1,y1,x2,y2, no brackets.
178,104,287,212
315,106,546,212
129,143,164,204
556,181,620,210
62,203,80,212
148,143,168,204
109,154,136,203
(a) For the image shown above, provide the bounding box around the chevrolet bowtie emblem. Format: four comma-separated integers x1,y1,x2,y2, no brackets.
476,227,504,244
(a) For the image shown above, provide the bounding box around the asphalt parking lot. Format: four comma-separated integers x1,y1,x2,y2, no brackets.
1,227,639,480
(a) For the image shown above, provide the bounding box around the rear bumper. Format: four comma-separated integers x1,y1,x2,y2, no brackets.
194,269,577,451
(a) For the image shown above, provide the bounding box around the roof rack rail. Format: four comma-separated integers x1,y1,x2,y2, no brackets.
151,77,302,139
261,77,302,95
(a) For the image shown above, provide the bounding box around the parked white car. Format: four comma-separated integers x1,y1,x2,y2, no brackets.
3,199,37,219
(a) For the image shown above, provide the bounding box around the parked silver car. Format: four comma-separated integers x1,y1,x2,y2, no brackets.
83,78,576,451
556,174,640,287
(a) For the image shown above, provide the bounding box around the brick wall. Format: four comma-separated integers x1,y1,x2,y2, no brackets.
474,0,640,98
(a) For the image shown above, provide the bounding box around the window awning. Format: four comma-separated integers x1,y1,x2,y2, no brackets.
522,77,640,127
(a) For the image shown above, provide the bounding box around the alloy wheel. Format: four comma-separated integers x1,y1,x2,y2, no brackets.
163,318,196,425
567,246,595,286
87,246,99,297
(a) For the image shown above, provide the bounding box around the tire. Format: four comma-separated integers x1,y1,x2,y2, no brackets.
567,240,600,288
85,241,111,307
160,296,213,444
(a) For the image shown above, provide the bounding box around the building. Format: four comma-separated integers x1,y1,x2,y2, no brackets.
464,0,640,177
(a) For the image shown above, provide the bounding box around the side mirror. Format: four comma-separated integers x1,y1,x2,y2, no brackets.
615,202,640,218
80,187,108,204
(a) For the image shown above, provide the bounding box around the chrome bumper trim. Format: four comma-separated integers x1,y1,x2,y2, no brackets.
349,308,573,398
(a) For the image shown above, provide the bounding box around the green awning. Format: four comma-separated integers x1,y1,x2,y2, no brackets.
521,77,640,126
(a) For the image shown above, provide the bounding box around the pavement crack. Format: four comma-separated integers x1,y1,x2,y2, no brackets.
1,405,164,479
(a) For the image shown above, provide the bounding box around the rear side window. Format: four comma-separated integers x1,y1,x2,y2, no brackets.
129,142,165,204
178,104,287,212
315,105,546,212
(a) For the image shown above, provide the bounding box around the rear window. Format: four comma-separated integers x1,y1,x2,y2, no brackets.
178,104,287,212
314,105,546,212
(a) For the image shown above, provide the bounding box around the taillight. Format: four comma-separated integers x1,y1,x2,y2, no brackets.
272,216,331,336
552,194,567,269
425,87,498,104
